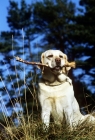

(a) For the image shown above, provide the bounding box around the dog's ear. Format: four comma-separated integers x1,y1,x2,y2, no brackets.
62,54,71,74
65,54,71,70
41,53,45,64
37,53,45,69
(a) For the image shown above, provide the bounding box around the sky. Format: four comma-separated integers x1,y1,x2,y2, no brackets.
0,0,80,32
0,0,33,32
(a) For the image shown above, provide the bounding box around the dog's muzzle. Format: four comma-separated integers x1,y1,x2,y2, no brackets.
51,58,62,71
55,58,61,66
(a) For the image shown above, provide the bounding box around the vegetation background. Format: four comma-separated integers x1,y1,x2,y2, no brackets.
0,0,95,139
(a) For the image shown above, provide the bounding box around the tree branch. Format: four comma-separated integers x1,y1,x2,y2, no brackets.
14,56,76,68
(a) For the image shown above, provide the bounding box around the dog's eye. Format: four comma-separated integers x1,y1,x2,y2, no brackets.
47,55,53,58
59,55,63,58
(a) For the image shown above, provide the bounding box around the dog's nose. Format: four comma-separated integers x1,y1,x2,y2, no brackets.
55,58,61,66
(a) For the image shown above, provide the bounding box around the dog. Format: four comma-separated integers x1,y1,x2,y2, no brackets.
38,50,95,130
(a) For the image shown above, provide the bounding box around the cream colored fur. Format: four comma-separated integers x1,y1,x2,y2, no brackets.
38,50,95,130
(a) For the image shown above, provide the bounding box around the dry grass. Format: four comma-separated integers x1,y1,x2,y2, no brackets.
0,113,95,140
0,33,95,140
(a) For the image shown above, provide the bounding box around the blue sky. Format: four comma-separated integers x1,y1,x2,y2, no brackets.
0,0,80,32
0,0,33,31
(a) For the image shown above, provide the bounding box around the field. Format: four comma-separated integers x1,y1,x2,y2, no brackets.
0,35,95,140
0,112,95,140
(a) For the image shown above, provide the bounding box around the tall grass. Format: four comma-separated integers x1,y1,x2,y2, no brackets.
0,32,95,140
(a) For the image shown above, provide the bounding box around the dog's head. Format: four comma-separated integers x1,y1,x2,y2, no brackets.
41,50,71,74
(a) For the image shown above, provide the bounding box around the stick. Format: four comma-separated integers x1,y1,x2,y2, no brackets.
66,61,76,68
14,56,48,67
14,56,76,68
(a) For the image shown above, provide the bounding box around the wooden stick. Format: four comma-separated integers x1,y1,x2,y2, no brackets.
14,56,76,68
66,61,76,68
14,56,48,67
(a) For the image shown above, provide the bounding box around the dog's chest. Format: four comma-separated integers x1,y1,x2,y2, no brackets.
38,79,74,98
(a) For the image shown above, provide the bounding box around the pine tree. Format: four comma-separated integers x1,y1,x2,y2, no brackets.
68,0,95,111
0,0,39,118
33,0,95,110
73,0,95,93
33,0,76,55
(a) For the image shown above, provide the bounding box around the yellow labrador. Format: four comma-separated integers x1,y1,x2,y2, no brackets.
38,50,95,130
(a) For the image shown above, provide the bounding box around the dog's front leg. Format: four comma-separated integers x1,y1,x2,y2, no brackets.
42,109,51,131
41,99,52,131
64,108,74,130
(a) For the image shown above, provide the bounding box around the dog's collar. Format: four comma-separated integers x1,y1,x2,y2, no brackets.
42,77,72,86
